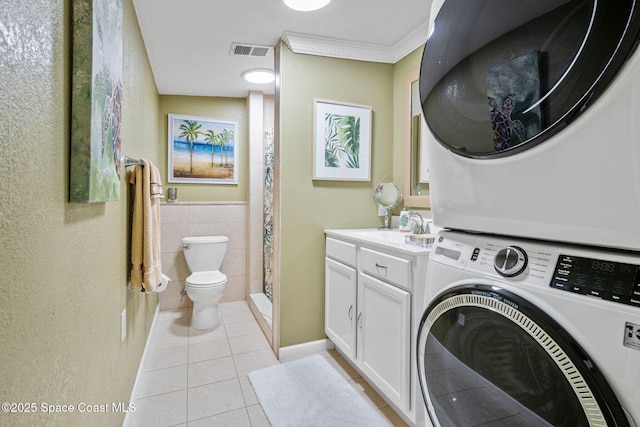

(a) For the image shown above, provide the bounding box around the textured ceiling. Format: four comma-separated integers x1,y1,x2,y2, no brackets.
132,0,432,97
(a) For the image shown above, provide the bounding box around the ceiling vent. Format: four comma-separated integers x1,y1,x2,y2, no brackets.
230,43,273,57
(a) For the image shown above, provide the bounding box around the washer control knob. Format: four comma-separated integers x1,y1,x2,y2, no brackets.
494,246,528,277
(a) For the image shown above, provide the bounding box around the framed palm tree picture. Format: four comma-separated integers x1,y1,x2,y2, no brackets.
313,99,372,181
168,114,238,184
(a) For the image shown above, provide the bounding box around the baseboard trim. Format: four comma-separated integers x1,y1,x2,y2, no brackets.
122,304,160,427
278,338,335,362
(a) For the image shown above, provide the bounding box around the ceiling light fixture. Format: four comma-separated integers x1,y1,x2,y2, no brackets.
242,69,275,84
283,0,332,12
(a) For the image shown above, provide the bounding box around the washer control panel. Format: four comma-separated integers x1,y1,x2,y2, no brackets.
551,255,640,308
432,230,640,309
494,246,528,277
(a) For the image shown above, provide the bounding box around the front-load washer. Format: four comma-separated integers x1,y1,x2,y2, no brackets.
419,0,640,251
417,230,640,426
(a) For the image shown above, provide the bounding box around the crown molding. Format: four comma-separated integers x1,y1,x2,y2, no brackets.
392,20,429,61
282,20,428,64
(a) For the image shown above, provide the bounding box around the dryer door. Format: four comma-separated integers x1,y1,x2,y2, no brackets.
416,284,629,427
421,0,640,158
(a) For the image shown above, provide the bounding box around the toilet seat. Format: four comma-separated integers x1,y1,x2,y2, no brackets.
186,271,227,288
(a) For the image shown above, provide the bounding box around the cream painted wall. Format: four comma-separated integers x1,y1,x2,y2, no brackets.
0,0,161,425
278,44,395,347
158,96,248,202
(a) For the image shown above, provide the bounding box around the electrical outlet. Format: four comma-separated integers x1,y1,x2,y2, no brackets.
121,309,126,342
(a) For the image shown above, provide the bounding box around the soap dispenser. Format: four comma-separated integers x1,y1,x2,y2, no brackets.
399,204,410,231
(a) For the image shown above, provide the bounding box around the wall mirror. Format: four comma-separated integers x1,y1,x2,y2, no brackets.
403,68,430,208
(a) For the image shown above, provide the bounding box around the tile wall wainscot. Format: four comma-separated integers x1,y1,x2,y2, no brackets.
160,202,247,310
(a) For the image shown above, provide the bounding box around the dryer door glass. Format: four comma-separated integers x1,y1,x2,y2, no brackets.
420,0,640,158
416,285,629,426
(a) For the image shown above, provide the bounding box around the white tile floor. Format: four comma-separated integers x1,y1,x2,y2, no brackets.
127,301,408,427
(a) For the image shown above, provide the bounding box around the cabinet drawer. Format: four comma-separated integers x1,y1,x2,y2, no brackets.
361,247,411,289
326,237,357,267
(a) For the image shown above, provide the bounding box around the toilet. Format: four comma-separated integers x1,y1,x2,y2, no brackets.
182,235,228,330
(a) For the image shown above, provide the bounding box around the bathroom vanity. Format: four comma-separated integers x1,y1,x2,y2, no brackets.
324,228,431,426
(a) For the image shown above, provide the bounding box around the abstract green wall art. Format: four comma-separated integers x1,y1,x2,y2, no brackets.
313,99,371,181
70,0,123,202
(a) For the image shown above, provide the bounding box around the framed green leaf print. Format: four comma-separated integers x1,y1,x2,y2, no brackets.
313,99,372,181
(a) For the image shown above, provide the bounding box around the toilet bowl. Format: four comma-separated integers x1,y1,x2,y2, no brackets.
185,271,227,330
182,236,228,330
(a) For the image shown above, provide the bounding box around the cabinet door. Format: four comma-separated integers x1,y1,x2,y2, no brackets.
325,257,357,359
357,272,411,411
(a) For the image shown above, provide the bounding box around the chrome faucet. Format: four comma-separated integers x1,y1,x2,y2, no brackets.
407,211,429,234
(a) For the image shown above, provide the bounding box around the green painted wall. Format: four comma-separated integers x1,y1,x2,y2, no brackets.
158,96,247,202
393,46,424,198
0,0,161,425
278,45,395,347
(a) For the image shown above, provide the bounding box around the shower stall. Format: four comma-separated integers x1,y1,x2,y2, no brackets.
250,127,275,330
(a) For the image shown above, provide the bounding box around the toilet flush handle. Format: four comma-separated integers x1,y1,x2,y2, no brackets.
182,243,191,249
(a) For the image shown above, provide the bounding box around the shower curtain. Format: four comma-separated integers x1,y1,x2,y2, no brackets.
263,128,274,301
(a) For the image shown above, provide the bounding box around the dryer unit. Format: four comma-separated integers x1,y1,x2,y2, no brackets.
420,0,640,251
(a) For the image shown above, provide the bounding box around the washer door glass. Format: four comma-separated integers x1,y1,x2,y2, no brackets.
420,0,640,157
416,285,629,427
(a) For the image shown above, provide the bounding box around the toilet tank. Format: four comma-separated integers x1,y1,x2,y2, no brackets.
182,236,228,272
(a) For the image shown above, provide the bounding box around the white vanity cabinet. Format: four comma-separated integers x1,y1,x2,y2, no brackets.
357,271,410,410
325,229,431,426
325,255,357,359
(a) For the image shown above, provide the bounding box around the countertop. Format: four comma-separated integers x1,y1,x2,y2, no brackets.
324,228,435,255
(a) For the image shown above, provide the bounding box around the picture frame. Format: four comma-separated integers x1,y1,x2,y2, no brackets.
69,0,124,202
168,114,238,184
313,99,372,181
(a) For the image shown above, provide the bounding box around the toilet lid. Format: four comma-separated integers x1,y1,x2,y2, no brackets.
186,271,227,287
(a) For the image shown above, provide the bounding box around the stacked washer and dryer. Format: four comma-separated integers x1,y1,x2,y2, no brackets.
416,0,640,426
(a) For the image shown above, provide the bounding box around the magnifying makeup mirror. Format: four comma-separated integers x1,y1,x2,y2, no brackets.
373,182,402,230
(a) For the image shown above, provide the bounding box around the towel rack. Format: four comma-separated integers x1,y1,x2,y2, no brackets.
122,156,145,166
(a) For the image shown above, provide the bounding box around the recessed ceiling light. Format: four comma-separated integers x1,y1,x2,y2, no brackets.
242,69,275,84
283,0,332,12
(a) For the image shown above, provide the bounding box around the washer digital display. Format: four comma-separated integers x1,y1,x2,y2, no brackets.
551,255,640,306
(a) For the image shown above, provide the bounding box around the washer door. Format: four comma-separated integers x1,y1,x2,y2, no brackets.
417,285,629,427
420,0,640,158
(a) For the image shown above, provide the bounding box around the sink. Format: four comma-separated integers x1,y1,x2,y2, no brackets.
350,229,409,245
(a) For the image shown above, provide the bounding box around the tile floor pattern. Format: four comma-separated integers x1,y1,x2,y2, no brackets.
128,301,409,426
